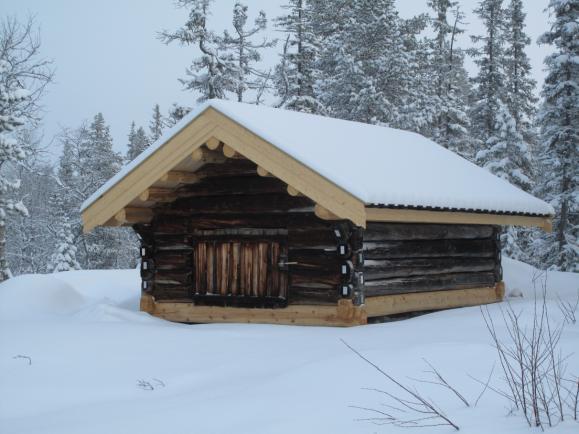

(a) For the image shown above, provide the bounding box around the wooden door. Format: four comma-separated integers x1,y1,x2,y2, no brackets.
193,237,288,307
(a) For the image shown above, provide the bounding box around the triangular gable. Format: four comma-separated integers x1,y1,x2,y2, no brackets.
81,106,366,232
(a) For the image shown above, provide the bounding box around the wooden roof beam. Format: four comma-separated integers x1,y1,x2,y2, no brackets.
114,207,153,225
138,187,178,203
221,144,244,159
160,171,201,185
191,147,227,164
205,137,221,150
256,166,273,177
365,207,553,231
287,185,303,197
314,204,341,221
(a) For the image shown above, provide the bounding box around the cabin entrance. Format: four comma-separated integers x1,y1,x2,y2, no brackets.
191,229,289,307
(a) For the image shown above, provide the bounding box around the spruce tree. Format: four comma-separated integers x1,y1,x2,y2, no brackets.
149,104,164,142
223,3,275,103
160,0,236,101
470,0,535,191
504,0,537,133
274,0,324,113
317,0,410,125
469,0,508,142
428,2,472,158
165,103,192,128
535,0,578,271
50,218,81,272
127,123,150,161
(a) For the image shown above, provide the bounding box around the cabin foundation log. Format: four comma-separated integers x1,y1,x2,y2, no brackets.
141,295,367,327
364,282,504,318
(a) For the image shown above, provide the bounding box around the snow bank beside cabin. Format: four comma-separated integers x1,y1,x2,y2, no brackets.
0,261,577,434
0,269,140,321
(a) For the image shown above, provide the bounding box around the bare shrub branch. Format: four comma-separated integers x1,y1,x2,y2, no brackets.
481,274,573,429
342,339,460,431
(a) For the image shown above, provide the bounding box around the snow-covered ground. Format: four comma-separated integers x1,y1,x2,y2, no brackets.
0,259,577,434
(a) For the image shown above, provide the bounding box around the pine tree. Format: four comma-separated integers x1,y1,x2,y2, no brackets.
274,0,324,113
127,123,150,161
223,3,275,103
149,104,164,142
504,0,537,133
535,0,578,271
50,218,81,272
160,0,236,101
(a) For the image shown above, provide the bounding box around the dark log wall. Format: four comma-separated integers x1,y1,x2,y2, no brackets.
135,159,363,307
363,222,502,297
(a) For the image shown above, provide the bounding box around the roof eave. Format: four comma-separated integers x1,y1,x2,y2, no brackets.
365,206,553,232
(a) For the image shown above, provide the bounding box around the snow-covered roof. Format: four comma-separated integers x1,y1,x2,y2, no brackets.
81,99,553,217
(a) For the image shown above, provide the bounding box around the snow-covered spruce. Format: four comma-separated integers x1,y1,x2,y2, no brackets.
127,122,150,162
50,220,81,272
534,0,579,271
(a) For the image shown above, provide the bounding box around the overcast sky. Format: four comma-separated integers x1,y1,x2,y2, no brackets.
3,0,552,158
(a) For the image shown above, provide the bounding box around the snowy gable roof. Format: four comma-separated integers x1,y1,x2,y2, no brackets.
81,99,553,229
199,100,553,216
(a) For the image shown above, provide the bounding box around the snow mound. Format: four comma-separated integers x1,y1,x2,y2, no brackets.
0,274,86,320
53,269,140,310
502,257,579,300
0,269,141,321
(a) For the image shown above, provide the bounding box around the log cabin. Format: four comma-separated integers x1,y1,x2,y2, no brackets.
81,100,554,326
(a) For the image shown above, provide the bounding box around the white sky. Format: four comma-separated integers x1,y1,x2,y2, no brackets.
3,0,552,158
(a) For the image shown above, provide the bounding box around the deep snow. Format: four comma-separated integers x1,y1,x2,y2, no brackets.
0,259,577,434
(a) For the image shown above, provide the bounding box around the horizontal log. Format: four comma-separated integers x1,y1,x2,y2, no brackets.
222,144,244,159
290,272,341,287
152,286,191,300
289,287,339,305
166,193,314,215
116,207,153,224
195,160,257,178
365,272,497,296
364,223,496,241
191,147,227,164
153,234,193,250
364,239,496,259
177,176,286,197
364,258,497,280
191,227,288,237
365,286,503,318
155,252,193,269
153,217,190,234
205,137,221,150
145,296,366,326
141,187,178,203
154,271,192,285
288,228,340,246
161,171,201,184
154,213,324,230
